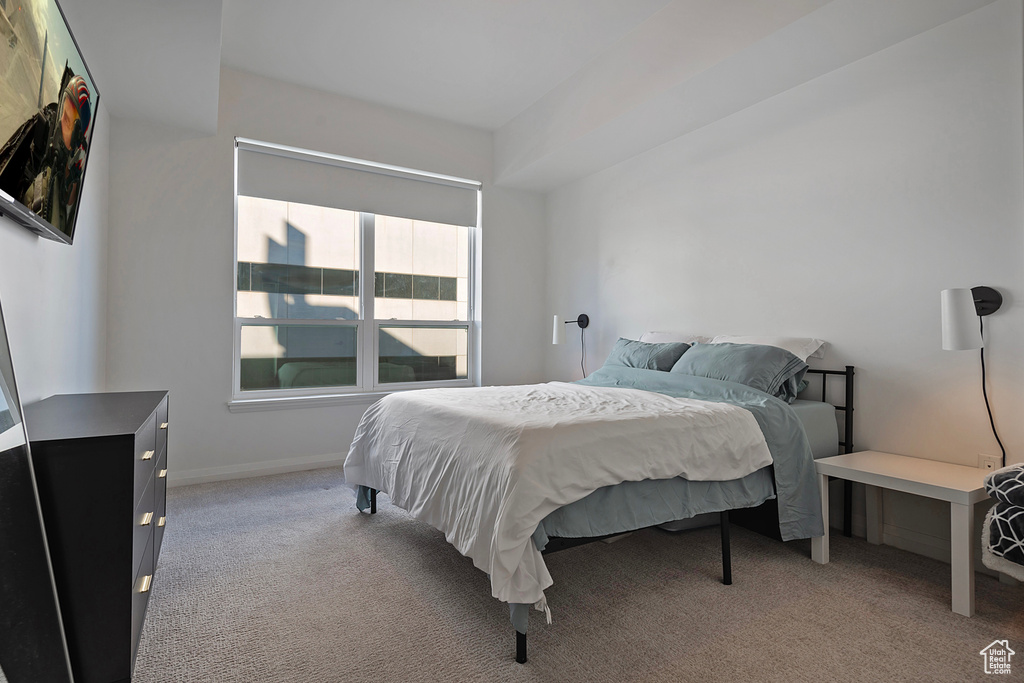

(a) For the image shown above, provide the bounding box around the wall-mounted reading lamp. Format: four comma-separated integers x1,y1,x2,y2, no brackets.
941,286,1005,466
553,314,590,377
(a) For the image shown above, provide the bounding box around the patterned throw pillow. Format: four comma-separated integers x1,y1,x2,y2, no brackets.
985,464,1024,507
984,465,1024,566
987,503,1024,565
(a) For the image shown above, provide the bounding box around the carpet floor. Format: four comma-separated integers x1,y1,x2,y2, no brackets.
133,467,1024,682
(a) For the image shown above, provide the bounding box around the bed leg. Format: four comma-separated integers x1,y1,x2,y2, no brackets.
720,510,732,586
516,630,527,663
370,488,377,514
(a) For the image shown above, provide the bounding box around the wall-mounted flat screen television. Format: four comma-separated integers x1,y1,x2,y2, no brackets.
0,0,99,245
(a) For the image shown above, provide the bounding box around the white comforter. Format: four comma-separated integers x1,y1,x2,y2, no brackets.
344,382,772,607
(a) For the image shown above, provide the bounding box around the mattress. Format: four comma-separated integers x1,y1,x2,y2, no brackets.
538,398,837,539
789,399,840,460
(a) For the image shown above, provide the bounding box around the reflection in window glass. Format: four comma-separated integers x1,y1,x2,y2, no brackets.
0,372,17,443
237,196,360,320
374,215,469,321
240,324,358,391
378,326,468,383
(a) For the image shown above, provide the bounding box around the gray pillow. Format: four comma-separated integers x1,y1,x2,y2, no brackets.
603,338,691,372
670,342,808,402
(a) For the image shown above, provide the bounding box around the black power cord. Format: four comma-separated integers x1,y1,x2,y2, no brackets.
980,316,1006,467
580,326,587,378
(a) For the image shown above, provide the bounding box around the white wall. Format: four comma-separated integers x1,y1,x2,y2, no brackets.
545,1,1023,558
0,104,110,405
106,68,547,485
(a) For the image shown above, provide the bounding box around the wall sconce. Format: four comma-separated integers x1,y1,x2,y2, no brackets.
553,314,590,376
941,286,1004,466
552,314,589,344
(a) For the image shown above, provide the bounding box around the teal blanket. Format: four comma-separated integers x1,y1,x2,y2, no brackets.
575,365,824,541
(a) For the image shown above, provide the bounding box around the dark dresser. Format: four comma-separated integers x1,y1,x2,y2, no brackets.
26,391,169,683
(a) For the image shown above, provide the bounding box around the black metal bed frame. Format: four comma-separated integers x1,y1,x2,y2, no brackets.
362,364,853,664
516,511,733,664
362,489,733,663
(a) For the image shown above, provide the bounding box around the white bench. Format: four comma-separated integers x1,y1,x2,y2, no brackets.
811,450,989,616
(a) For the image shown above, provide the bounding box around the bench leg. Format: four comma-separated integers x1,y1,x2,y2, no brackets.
865,485,883,545
843,480,853,537
950,502,975,617
812,472,830,564
370,488,377,514
516,630,527,663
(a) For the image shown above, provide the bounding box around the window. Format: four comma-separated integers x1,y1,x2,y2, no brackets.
232,139,479,402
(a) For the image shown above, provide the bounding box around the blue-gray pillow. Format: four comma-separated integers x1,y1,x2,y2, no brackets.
603,338,691,372
670,342,808,402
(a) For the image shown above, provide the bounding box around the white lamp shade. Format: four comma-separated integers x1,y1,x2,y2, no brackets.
552,315,565,345
941,288,982,350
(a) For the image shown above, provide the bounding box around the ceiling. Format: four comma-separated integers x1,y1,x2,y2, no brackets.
56,0,1000,189
59,0,223,135
220,0,672,130
60,0,672,133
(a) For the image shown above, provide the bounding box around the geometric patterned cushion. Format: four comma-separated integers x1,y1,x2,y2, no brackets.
985,464,1024,507
987,502,1024,565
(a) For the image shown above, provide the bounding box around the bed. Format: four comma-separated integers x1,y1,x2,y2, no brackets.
344,336,853,662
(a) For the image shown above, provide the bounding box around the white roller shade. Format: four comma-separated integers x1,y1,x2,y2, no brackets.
236,138,480,227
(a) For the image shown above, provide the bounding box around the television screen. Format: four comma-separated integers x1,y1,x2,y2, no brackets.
0,0,99,244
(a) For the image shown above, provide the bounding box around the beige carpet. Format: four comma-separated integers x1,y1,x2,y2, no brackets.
134,468,1024,682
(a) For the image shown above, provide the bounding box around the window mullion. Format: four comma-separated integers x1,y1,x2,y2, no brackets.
359,213,376,391
232,143,241,397
469,224,479,386
237,318,360,326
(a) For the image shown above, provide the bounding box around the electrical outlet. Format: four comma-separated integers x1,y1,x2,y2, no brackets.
979,454,1001,471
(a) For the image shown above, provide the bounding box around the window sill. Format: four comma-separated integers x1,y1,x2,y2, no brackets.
227,392,388,413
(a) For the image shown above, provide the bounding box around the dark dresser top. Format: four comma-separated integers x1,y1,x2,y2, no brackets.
25,391,168,442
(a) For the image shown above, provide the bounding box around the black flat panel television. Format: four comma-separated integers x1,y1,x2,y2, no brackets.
0,0,99,245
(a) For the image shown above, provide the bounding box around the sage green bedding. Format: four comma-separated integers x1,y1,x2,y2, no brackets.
533,366,824,546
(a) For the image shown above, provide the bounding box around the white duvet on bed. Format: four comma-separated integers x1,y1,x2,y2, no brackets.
344,382,772,608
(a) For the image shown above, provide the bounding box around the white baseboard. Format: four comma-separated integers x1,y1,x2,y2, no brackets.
882,524,949,563
830,512,867,538
168,452,346,487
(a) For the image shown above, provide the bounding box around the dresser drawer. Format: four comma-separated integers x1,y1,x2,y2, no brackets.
133,413,158,505
154,449,167,561
132,474,156,576
155,397,169,457
130,534,155,672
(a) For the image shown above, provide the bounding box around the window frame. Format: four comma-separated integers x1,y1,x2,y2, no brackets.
230,141,480,407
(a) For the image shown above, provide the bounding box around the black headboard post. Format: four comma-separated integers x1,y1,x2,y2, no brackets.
805,365,855,454
805,365,856,536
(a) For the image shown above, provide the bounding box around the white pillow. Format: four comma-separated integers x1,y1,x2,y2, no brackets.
709,335,827,361
639,331,714,345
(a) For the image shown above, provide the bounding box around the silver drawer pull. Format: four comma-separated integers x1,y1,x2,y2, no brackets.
138,575,152,593
141,450,155,461
158,469,168,479
140,512,153,526
158,516,166,527
160,422,168,430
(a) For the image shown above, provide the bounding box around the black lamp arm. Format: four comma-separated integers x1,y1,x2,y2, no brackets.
563,314,589,329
